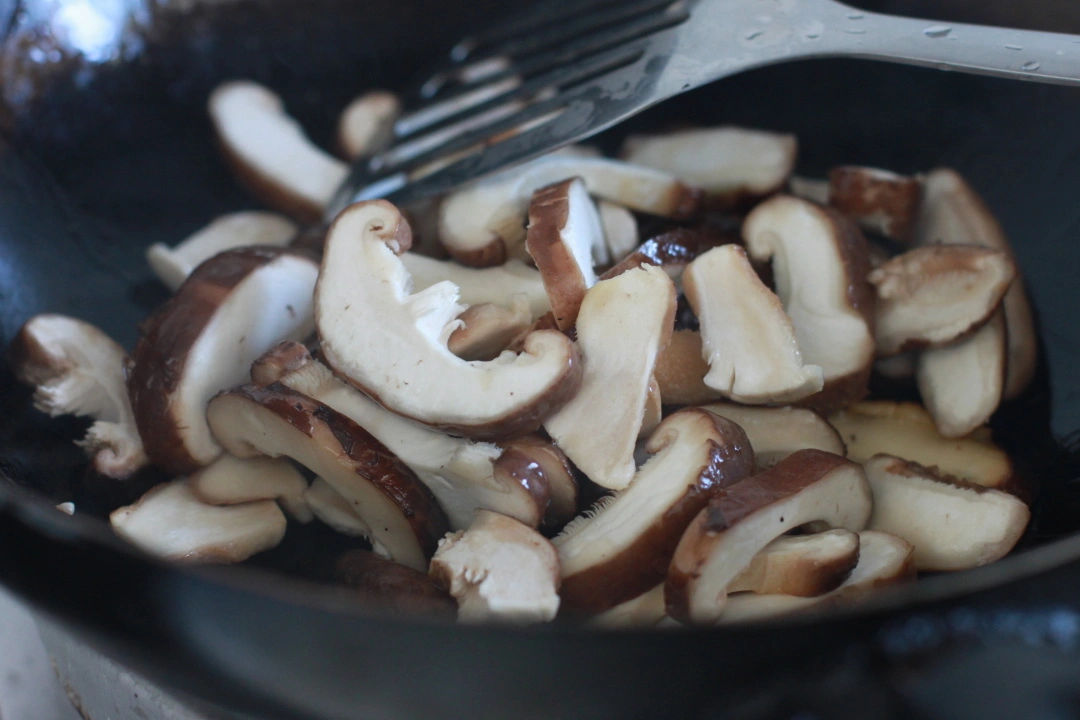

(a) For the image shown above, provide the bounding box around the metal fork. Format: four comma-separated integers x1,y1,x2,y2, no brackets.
326,0,1080,217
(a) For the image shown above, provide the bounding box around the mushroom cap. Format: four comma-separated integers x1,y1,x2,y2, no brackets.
430,510,561,624
129,246,318,475
335,549,457,619
864,454,1030,571
665,449,872,625
728,529,860,597
701,403,845,469
11,314,147,479
652,329,722,406
554,409,755,615
743,195,876,413
206,383,449,571
316,200,581,439
599,228,702,283
828,166,922,243
110,480,286,564
684,244,823,404
544,265,676,491
497,435,579,531
189,454,312,522
448,297,534,361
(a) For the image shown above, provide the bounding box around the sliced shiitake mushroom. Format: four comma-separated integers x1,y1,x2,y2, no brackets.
545,266,676,490
335,549,457,619
336,90,401,159
828,401,1017,494
146,212,298,292
209,81,347,223
189,454,312,522
316,200,581,439
498,435,578,531
788,176,830,205
430,510,561,624
253,341,555,530
525,177,604,330
128,246,318,475
599,228,702,283
743,195,875,413
589,584,667,629
828,166,922,243
448,298,533,361
11,314,147,479
864,455,1030,571
718,531,915,624
598,200,639,264
110,480,286,563
305,477,376,541
870,245,1016,356
684,245,823,404
555,410,755,615
206,383,448,571
401,253,550,318
621,127,797,209
728,529,860,597
652,329,721,406
916,168,1037,400
701,403,845,469
438,153,699,267
665,449,872,625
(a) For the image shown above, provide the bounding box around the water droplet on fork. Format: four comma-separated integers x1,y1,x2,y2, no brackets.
923,25,952,38
1004,44,1023,51
744,29,765,41
847,12,864,20
844,27,866,35
1023,60,1041,72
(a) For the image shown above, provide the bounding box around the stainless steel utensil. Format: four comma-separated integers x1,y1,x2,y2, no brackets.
326,0,1080,216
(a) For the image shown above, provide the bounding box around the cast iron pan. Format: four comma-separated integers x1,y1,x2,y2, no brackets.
4,1,1080,718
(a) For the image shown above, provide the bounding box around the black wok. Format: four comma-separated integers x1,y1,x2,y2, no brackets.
3,1,1080,718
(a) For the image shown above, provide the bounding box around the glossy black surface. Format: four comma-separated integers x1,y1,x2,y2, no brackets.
3,1,1080,718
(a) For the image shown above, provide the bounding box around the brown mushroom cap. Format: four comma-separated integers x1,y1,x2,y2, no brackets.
728,529,860,597
206,383,449,571
189,454,312,522
665,449,872,625
498,435,579,531
448,298,533,361
11,314,147,479
915,168,1037,400
110,480,287,564
652,329,722,406
684,244,823,404
864,454,1030,571
316,200,581,439
828,401,1017,494
545,265,676,490
209,81,348,223
869,245,1016,356
701,403,845,469
742,195,876,413
554,410,755,615
828,166,922,243
335,549,457,619
128,246,318,475
430,510,561,624
336,90,401,160
599,228,702,283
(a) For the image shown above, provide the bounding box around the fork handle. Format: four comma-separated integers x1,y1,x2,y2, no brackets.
818,1,1080,86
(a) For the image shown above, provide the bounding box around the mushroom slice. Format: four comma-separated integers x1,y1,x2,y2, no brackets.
335,550,457,619
206,384,448,571
665,449,872,625
401,254,550,318
253,341,551,530
828,401,1015,493
599,228,702,283
525,177,604,331
916,311,1007,438
864,455,1029,571
652,329,722,406
728,529,860,597
336,90,401,159
304,477,375,540
545,266,676,490
870,246,1016,356
128,247,318,475
916,168,1037,399
788,176,830,205
874,353,916,379
11,314,147,479
620,127,797,208
146,212,298,292
316,200,581,439
590,584,667,629
743,196,875,412
209,81,348,223
598,201,638,264
700,403,845,469
828,166,922,243
684,245,824,404
640,377,662,440
718,531,915,624
430,510,561,624
448,297,533,361
189,454,312,522
554,410,755,615
438,153,700,267
110,480,286,563
499,435,578,530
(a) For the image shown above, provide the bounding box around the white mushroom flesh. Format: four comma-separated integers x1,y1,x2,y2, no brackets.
728,529,860,596
701,402,845,468
598,200,639,264
590,584,666,628
401,254,550,317
303,477,391,558
189,454,312,522
337,90,401,159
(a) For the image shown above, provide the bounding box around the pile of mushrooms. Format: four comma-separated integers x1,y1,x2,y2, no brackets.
9,81,1040,626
